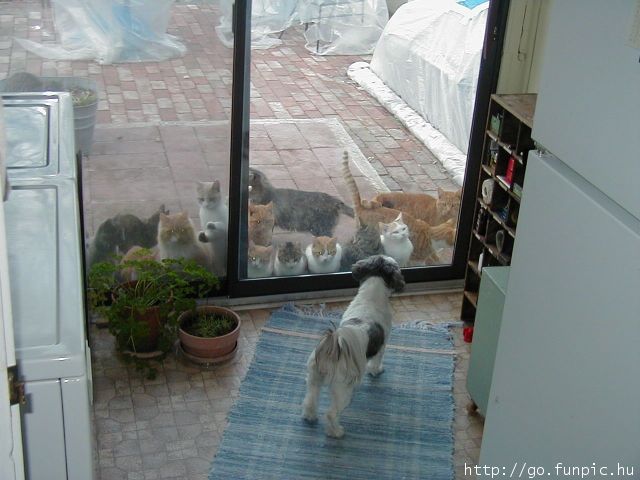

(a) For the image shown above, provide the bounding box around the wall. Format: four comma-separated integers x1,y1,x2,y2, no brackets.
497,0,550,94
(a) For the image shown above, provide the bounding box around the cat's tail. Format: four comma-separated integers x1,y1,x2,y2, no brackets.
430,219,456,245
341,151,362,223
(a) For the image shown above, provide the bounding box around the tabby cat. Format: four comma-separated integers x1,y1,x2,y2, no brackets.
305,236,342,274
198,221,228,277
157,212,210,269
273,241,307,276
248,201,275,246
372,187,461,225
88,206,166,267
248,167,354,236
342,151,454,263
340,224,383,271
379,213,413,267
247,242,274,278
197,180,228,229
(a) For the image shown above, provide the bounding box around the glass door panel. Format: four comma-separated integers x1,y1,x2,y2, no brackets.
0,1,235,287
236,0,499,289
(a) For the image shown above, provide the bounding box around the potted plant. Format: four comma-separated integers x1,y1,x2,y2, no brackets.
178,305,241,364
88,251,219,376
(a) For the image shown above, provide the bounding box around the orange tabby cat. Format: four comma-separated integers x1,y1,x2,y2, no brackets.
248,201,275,246
157,212,210,269
372,187,461,225
341,151,455,263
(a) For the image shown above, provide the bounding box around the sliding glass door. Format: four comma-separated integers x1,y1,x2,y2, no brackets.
226,0,510,297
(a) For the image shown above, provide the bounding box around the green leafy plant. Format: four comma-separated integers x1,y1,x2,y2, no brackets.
183,313,236,338
69,87,97,106
88,252,219,377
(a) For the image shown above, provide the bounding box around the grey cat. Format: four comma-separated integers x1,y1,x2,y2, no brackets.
88,206,167,267
340,224,384,271
249,168,354,237
2,72,44,92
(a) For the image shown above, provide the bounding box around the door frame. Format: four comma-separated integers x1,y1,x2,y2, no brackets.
225,0,512,299
0,100,25,479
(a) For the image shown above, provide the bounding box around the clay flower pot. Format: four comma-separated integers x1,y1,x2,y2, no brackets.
178,306,241,363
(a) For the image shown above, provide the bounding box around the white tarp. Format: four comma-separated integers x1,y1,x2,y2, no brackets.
348,61,466,186
217,0,388,54
370,0,488,153
16,0,186,64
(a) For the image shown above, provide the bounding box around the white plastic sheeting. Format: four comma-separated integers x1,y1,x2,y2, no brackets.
300,0,389,55
348,61,466,186
16,0,186,64
370,0,488,154
216,0,388,54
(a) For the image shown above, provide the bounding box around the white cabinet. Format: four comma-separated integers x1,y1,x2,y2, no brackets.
3,93,94,480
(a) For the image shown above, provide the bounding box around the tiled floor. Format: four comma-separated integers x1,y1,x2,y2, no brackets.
92,292,483,480
2,2,482,479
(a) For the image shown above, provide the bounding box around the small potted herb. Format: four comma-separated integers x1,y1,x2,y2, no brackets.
88,252,219,376
178,305,241,364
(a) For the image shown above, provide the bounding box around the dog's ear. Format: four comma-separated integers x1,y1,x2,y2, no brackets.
351,256,377,283
385,261,405,292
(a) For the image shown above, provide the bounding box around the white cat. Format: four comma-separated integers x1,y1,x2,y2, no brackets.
305,236,342,274
198,221,228,277
197,180,228,230
379,213,413,267
274,241,307,276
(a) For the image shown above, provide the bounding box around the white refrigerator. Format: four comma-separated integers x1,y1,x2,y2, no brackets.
479,0,640,475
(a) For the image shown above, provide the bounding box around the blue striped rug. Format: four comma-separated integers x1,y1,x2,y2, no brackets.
209,304,456,480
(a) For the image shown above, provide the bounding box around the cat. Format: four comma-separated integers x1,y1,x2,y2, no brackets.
341,151,454,263
247,241,274,278
119,245,159,282
198,221,228,277
197,180,228,230
305,236,342,274
88,205,166,267
372,187,461,225
273,241,307,276
248,167,354,237
379,213,413,267
3,72,44,92
248,201,275,246
157,211,210,269
340,224,384,271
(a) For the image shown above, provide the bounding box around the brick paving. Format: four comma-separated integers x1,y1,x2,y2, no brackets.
1,2,477,479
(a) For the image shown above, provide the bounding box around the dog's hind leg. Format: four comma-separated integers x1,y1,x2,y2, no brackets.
366,345,386,376
325,382,354,438
302,365,322,423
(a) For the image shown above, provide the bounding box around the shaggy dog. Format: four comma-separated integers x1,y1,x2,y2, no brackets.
301,255,405,438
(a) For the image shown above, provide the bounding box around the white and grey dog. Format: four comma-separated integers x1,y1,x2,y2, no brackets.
301,255,405,438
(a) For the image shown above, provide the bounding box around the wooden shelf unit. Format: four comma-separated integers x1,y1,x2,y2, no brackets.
461,93,537,322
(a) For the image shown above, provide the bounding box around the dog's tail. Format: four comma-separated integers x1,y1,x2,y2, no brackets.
313,326,367,385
